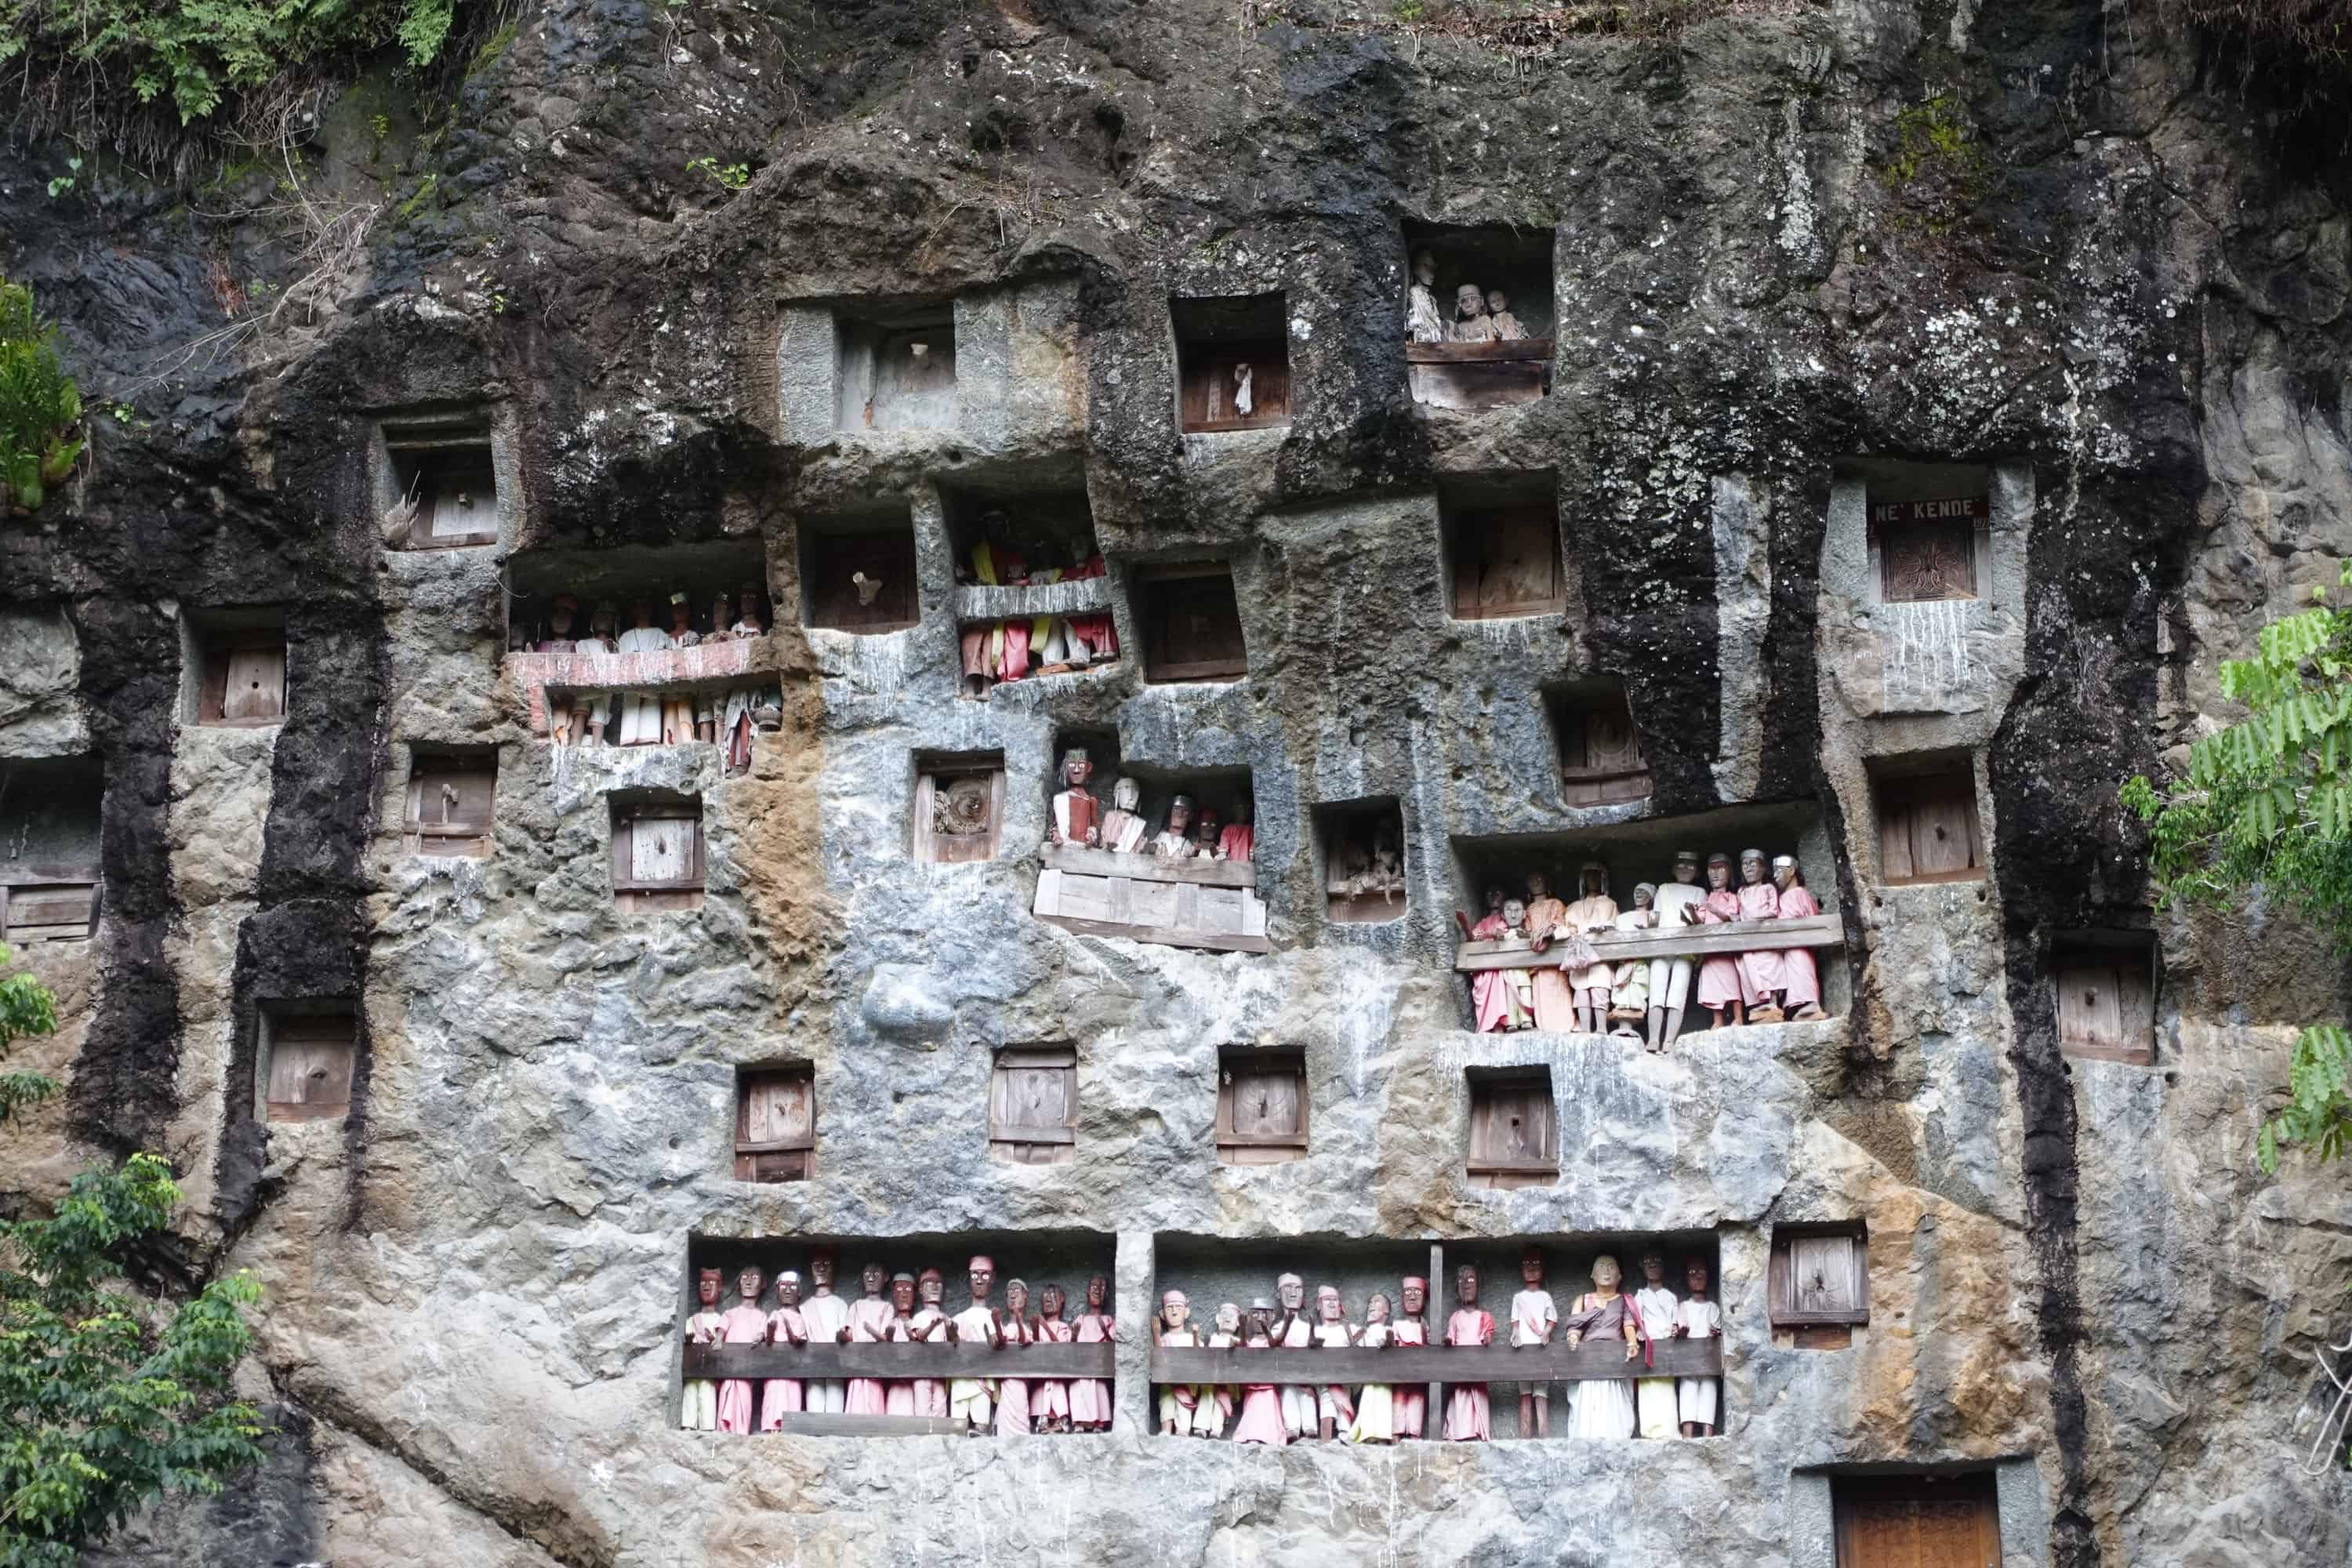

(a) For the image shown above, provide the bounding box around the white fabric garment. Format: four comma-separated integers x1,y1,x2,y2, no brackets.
614,624,670,745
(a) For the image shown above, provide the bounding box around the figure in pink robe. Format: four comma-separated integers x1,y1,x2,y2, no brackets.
1393,1277,1431,1439
758,1271,810,1430
1072,1274,1116,1431
882,1272,920,1415
1691,854,1748,1025
1468,891,1537,1032
1066,554,1120,663
1033,1284,1075,1432
843,1268,895,1417
1734,848,1786,1017
1229,1304,1289,1446
1772,855,1826,1019
997,1279,1036,1434
1443,1265,1495,1441
1217,800,1256,862
1522,873,1576,1033
715,1266,770,1434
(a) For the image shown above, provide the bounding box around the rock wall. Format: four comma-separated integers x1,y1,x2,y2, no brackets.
4,0,2352,1563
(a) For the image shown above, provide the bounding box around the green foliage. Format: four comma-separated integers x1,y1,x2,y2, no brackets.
685,155,750,192
0,279,84,517
1394,0,1428,22
43,157,80,199
0,946,266,1565
1881,93,1989,236
0,0,476,127
2125,564,2352,1173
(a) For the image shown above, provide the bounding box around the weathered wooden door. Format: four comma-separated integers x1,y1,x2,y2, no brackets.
989,1047,1076,1165
265,1017,355,1122
1834,1473,2002,1568
735,1069,815,1181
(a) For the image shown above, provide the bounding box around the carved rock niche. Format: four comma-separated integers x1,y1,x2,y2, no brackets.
2052,931,2157,1065
1465,1065,1557,1189
1172,293,1290,434
1215,1044,1307,1165
800,507,920,634
1868,753,1986,886
258,1005,358,1124
402,748,495,858
378,410,500,550
911,751,1004,864
0,756,102,945
1318,797,1407,924
1441,473,1565,621
1135,563,1247,684
184,608,289,728
611,791,705,913
833,301,959,432
1403,221,1555,411
1767,1221,1869,1351
989,1045,1077,1164
734,1062,815,1181
1832,1473,2002,1564
1547,678,1650,807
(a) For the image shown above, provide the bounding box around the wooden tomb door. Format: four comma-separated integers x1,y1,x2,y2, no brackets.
612,804,705,912
989,1047,1076,1164
1217,1051,1307,1165
201,631,288,725
421,451,499,546
1142,569,1248,682
2054,945,2154,1064
405,753,496,858
1468,1071,1557,1189
735,1068,815,1181
1455,507,1563,619
1878,772,1984,884
1833,1472,2002,1568
265,1015,355,1122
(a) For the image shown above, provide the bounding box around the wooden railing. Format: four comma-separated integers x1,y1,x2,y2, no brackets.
1148,1337,1722,1384
1454,912,1842,973
682,1341,1116,1381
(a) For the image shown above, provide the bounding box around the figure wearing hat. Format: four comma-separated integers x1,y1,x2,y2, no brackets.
1650,850,1708,1049
1692,853,1748,1027
613,599,670,745
1145,794,1198,859
1047,749,1100,849
1735,848,1787,1022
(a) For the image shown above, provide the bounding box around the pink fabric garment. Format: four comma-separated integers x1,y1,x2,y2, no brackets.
1217,825,1254,862
996,1316,1033,1434
1392,1319,1428,1437
1775,884,1822,1007
1736,880,1784,1002
886,1381,915,1416
714,1304,768,1434
1072,1312,1114,1426
1523,896,1576,1030
1470,914,1519,1032
725,712,753,775
1033,1316,1074,1421
1230,1334,1288,1445
1443,1308,1492,1441
758,1305,807,1431
844,1298,893,1416
1000,619,1031,682
913,1377,948,1418
1694,888,1745,1008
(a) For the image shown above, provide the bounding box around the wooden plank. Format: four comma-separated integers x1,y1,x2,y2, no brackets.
1149,1338,1722,1385
684,1341,1118,1380
220,643,286,721
1040,843,1257,889
1455,913,1842,971
1036,913,1272,955
0,864,101,884
760,1413,965,1437
1405,339,1556,364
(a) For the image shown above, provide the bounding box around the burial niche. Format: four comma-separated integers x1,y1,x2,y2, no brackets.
1319,798,1406,924
1215,1044,1308,1166
989,1045,1077,1164
378,411,500,550
1442,474,1564,620
1768,1221,1869,1350
612,792,705,913
1465,1066,1557,1189
2052,931,2157,1065
680,1229,1118,1436
1403,222,1555,410
945,479,1120,691
833,301,959,432
1865,465,1991,604
1136,563,1248,684
1870,754,1986,885
1548,678,1650,806
187,609,288,728
1831,1471,2002,1568
1173,293,1290,434
401,749,495,858
800,506,920,634
911,752,1004,864
735,1063,815,1182
0,757,101,945
258,1007,358,1123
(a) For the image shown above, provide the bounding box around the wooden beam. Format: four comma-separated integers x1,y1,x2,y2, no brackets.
1454,913,1842,972
1037,913,1272,955
1149,1338,1722,1385
1040,843,1258,890
1405,339,1557,364
760,1413,967,1437
684,1341,1117,1381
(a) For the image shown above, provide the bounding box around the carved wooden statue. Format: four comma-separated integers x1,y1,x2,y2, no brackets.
843,1261,893,1417
996,1278,1036,1436
934,775,993,848
1632,1250,1681,1439
1610,883,1657,1036
1443,1264,1494,1441
1231,1301,1287,1446
759,1269,809,1431
1312,1285,1356,1440
1693,853,1747,1029
1392,1276,1430,1439
1033,1283,1075,1433
882,1272,920,1416
1145,794,1197,858
1523,871,1574,1032
947,1254,1005,1433
1199,1302,1243,1438
1486,289,1528,341
1218,798,1256,863
1737,848,1787,1022
715,1265,770,1433
1157,1290,1205,1436
1071,1274,1116,1432
1407,249,1446,343
1449,283,1497,343
1562,1254,1642,1439
1510,1245,1558,1438
1047,748,1101,849
1470,893,1537,1032
1345,1292,1396,1445
614,600,669,746
1563,861,1619,1033
680,1266,725,1431
1673,1256,1722,1438
1651,850,1706,1050
800,1247,851,1414
1772,855,1827,1021
1272,1272,1316,1439
1100,775,1149,854
909,1268,951,1419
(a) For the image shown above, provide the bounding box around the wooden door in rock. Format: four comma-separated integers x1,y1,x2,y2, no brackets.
265,1015,356,1122
1876,770,1984,884
612,801,705,912
1467,1070,1557,1189
735,1067,815,1181
989,1047,1076,1164
199,630,288,726
1453,506,1563,619
1216,1049,1307,1166
1833,1473,2001,1568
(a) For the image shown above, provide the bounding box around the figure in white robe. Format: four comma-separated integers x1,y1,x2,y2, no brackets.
1099,776,1149,854
1631,1254,1680,1439
614,602,670,746
1406,250,1446,343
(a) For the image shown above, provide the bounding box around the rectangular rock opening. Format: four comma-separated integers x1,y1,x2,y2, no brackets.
611,789,705,913
1830,1469,2001,1564
989,1044,1077,1164
1768,1220,1868,1350
379,411,500,550
733,1062,815,1182
257,1004,358,1123
1846,459,1992,605
1403,220,1555,409
833,299,959,431
1035,732,1266,950
911,750,1005,863
0,756,102,945
1465,1065,1556,1188
1450,800,1845,1033
1544,677,1652,806
1316,797,1407,924
1440,471,1564,620
2052,929,2158,1065
798,506,920,634
1172,292,1290,433
1135,563,1247,683
1868,752,1986,885
678,1229,1117,1436
184,608,289,728
401,747,495,858
941,471,1099,585
1214,1044,1308,1166
506,539,771,652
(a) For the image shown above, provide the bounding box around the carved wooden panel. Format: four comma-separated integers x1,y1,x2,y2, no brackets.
1141,568,1248,682
1179,343,1290,432
911,767,1004,864
989,1046,1076,1165
1873,496,1985,604
404,753,496,858
1833,1473,2001,1568
199,630,287,726
1877,770,1984,884
1032,844,1271,953
1217,1048,1307,1166
735,1066,814,1182
1468,1071,1556,1189
265,1015,355,1123
1451,506,1563,619
806,530,920,633
2055,945,2155,1064
1769,1226,1870,1327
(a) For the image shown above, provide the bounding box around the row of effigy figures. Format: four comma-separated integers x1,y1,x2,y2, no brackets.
514,589,779,772
1155,1251,1720,1444
1464,849,1824,1049
1406,249,1530,345
1045,749,1255,860
681,1251,1116,1436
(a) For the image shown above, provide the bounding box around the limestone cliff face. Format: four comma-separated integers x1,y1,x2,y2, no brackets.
2,0,2350,1563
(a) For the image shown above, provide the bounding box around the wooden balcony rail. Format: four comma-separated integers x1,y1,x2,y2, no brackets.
1454,912,1843,973
1148,1336,1723,1385
682,1340,1117,1381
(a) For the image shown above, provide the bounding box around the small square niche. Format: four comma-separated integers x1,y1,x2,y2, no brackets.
1768,1221,1868,1349
0,756,103,945
402,749,496,858
1465,1066,1557,1189
1216,1044,1308,1166
800,507,920,633
1441,474,1563,620
1403,221,1555,410
912,751,1005,863
187,610,289,728
941,481,1100,585
989,1045,1076,1164
1173,293,1290,434
1318,797,1407,924
734,1062,815,1181
611,793,705,913
834,302,959,432
1548,678,1650,806
380,412,500,549
1137,564,1248,683
1870,755,1985,885
259,1007,358,1123
2052,931,2157,1065
1864,465,1991,604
